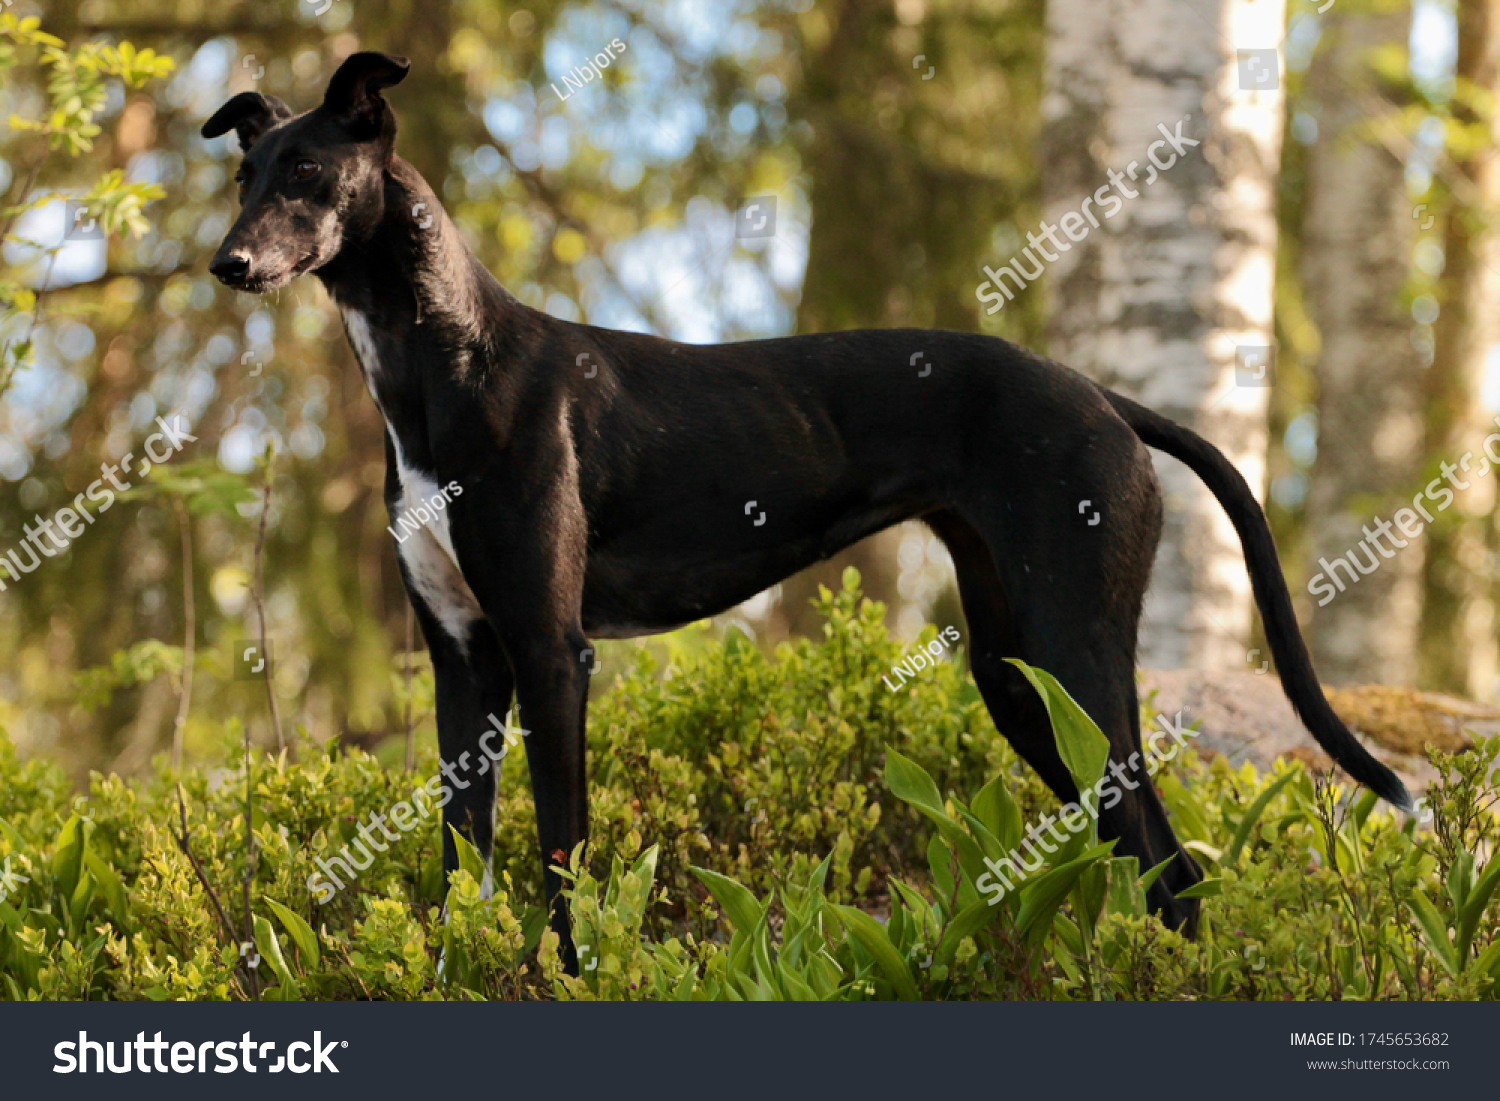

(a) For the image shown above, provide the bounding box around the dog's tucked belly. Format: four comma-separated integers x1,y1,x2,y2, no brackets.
578,496,920,639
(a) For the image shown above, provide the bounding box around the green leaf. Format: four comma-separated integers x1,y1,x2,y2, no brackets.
448,826,487,886
885,749,989,887
84,851,129,929
252,914,301,996
1015,841,1116,945
1137,854,1177,895
1105,856,1145,918
1175,876,1222,900
1224,766,1301,865
971,772,1023,854
927,835,958,905
1457,856,1500,964
50,814,87,901
935,898,1000,968
1071,861,1110,937
1472,938,1500,984
884,748,947,822
690,866,765,939
264,897,320,968
520,905,548,958
1005,659,1110,801
1447,849,1475,918
1408,891,1459,978
830,904,920,1000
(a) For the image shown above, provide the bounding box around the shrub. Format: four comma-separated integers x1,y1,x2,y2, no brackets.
1,571,1497,1000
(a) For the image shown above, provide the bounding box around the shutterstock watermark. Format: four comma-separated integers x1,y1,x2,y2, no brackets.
307,712,528,903
1307,418,1500,607
0,414,196,592
976,116,1199,313
975,710,1198,905
54,1031,344,1074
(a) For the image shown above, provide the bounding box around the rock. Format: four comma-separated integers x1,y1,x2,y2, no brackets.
1137,670,1500,796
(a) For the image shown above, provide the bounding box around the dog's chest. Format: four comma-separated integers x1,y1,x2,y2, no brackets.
341,308,485,649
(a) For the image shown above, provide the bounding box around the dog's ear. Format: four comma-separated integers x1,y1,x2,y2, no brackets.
200,92,293,151
323,51,410,139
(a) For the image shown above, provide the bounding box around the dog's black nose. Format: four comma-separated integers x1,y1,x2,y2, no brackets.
210,254,251,286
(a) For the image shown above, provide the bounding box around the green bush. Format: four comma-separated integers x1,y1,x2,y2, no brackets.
1,571,1497,1000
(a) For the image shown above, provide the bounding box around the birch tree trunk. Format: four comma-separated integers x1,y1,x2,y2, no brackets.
1300,4,1425,687
1040,0,1286,669
1421,0,1500,698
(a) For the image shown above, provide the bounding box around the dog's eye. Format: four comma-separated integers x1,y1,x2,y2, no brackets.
293,160,320,180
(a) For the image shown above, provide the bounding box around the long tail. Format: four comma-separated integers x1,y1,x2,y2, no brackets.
1102,388,1413,810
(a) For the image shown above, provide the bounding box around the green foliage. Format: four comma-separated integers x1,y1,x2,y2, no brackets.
1,576,1498,1000
0,19,173,391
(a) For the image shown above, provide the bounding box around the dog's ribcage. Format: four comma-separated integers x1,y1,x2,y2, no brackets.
342,308,485,652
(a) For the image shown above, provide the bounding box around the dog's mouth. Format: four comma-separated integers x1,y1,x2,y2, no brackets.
239,253,320,294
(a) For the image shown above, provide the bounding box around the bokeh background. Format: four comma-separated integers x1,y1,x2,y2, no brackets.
0,0,1494,779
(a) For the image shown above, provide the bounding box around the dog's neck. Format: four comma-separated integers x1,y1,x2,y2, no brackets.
316,157,513,365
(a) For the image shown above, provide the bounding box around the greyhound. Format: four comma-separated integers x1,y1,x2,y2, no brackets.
203,51,1411,970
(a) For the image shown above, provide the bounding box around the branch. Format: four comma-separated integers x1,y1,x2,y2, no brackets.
251,477,285,753
170,499,195,769
171,784,242,951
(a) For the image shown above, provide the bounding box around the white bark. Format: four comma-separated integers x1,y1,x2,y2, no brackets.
1422,0,1500,699
1041,0,1286,669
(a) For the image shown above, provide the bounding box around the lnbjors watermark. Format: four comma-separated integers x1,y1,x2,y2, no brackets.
0,414,196,592
1307,416,1500,607
975,710,1198,905
976,116,1199,313
550,37,626,101
883,626,961,692
387,478,463,544
54,1031,344,1073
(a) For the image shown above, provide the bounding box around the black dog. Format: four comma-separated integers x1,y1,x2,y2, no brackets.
203,52,1410,966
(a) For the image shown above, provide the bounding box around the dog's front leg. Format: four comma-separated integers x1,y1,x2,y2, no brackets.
446,488,593,976
426,620,514,895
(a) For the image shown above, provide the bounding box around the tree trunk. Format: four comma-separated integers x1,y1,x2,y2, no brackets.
1040,0,1287,669
1421,0,1500,698
1301,4,1424,686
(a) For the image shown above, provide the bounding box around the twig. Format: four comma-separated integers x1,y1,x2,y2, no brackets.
241,714,259,1001
250,476,284,753
403,602,415,772
170,499,195,769
0,156,44,248
171,784,240,947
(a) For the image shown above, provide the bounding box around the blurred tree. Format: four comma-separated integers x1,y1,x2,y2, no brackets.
1300,0,1425,686
1039,0,1288,671
1421,0,1500,697
769,0,1043,641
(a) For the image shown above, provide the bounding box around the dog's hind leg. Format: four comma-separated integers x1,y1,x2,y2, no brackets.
931,502,1203,933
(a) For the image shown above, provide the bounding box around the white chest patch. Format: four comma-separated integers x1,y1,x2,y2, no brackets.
342,309,383,405
342,309,485,651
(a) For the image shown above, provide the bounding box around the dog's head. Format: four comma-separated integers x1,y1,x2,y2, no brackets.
201,51,409,293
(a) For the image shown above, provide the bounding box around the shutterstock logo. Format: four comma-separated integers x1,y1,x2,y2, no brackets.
54,1031,345,1074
